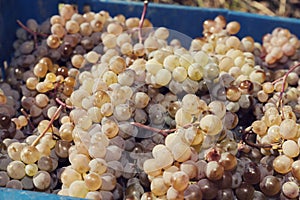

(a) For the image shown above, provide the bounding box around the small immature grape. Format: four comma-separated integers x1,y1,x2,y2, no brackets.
25,163,39,176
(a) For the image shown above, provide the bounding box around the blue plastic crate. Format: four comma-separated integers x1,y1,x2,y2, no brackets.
0,0,300,199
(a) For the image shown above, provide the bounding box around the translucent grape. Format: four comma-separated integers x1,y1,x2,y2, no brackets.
69,180,89,198
200,114,223,135
273,155,293,174
150,177,168,196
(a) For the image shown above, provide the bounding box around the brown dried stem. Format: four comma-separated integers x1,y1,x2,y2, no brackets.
278,62,300,118
31,105,62,147
31,98,71,147
139,1,149,44
16,20,48,48
131,121,200,137
242,127,272,149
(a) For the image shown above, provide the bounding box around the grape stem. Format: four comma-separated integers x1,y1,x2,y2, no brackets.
131,121,200,137
16,20,48,48
31,98,71,147
242,127,272,149
277,62,300,118
138,1,148,44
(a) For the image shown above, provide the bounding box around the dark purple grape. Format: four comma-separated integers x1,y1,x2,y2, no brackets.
235,182,254,200
54,140,71,158
243,162,261,185
0,113,11,129
184,184,203,200
112,183,124,200
21,176,34,190
63,34,79,47
73,45,86,55
90,32,102,45
259,175,281,197
20,41,34,54
48,48,61,61
214,171,232,189
139,172,150,188
34,45,48,58
81,36,94,50
198,179,218,200
217,189,234,200
60,43,73,58
23,54,36,68
38,20,51,34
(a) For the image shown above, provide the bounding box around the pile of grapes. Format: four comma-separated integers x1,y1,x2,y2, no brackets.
1,3,300,200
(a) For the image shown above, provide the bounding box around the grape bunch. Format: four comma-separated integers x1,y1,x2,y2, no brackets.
1,2,300,200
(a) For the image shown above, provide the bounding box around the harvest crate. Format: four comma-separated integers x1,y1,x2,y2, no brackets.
0,0,300,199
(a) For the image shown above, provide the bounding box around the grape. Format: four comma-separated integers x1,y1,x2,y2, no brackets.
69,180,89,198
60,167,82,187
292,160,300,180
6,180,23,189
25,163,39,176
282,140,299,158
150,177,169,196
183,184,202,200
205,160,224,181
282,181,299,199
7,160,26,179
0,171,10,186
259,175,281,196
198,179,218,200
235,182,254,200
273,155,293,174
100,173,117,191
200,114,223,135
21,176,34,190
243,162,261,185
33,171,51,190
84,172,102,191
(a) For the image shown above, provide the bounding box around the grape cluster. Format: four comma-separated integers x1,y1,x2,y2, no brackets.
1,2,300,200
